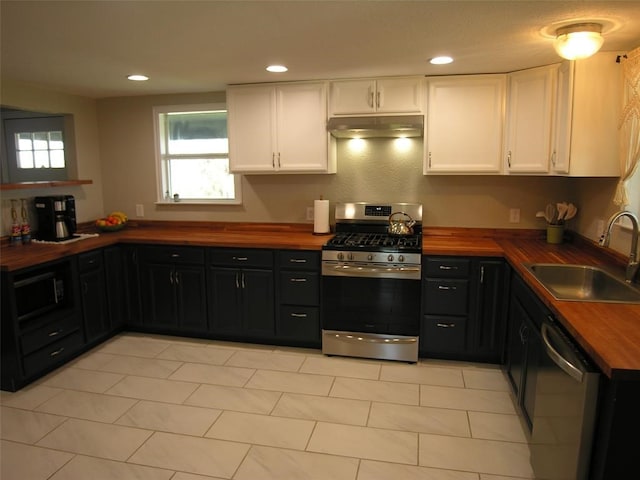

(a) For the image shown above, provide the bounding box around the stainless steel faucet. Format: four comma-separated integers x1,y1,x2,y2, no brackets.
599,211,639,283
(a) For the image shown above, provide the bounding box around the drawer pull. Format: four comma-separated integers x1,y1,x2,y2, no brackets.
50,347,65,357
170,253,180,258
436,323,456,328
290,278,307,282
48,329,63,337
439,265,458,270
234,256,248,261
438,285,457,290
289,259,307,263
290,313,308,318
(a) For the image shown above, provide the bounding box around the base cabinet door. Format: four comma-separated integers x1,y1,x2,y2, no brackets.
242,269,275,338
78,250,111,344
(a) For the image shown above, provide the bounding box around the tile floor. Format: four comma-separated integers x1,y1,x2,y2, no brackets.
0,332,535,480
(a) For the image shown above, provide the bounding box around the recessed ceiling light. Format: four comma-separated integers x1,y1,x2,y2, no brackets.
266,65,288,73
127,74,149,81
429,56,454,65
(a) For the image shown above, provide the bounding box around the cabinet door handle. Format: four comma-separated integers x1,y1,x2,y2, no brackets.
438,285,456,290
376,90,381,109
290,278,307,283
428,151,432,168
241,273,246,289
272,152,276,168
439,265,458,270
50,347,65,357
82,281,88,295
290,313,308,318
368,86,374,108
48,329,63,337
436,323,456,328
132,250,138,265
551,150,557,167
277,152,281,168
235,273,240,289
175,272,180,285
289,259,307,264
480,266,485,284
507,150,512,168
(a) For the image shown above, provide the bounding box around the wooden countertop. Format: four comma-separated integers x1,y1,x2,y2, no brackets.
2,222,639,380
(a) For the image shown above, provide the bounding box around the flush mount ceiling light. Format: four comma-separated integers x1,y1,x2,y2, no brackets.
266,65,288,73
553,23,604,60
429,56,454,65
127,74,149,81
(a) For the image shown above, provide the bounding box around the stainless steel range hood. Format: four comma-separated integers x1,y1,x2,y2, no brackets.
327,115,424,139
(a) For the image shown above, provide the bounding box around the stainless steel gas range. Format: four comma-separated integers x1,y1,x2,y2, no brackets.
321,202,422,363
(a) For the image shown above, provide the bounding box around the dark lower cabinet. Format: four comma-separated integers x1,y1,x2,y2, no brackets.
421,256,507,362
78,250,110,344
208,249,275,340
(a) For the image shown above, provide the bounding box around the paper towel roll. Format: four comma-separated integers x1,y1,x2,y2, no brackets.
314,199,330,234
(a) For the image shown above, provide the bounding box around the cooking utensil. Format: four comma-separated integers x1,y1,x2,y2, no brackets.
545,204,557,224
556,202,569,222
565,203,578,220
388,211,416,235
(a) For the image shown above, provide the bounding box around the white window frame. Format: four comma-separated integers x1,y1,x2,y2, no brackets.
153,103,241,205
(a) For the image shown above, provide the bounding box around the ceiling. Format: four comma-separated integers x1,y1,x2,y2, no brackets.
2,1,640,99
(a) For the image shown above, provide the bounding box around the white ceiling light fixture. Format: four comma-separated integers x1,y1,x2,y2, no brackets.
127,74,149,81
266,65,288,73
553,23,604,60
429,56,454,65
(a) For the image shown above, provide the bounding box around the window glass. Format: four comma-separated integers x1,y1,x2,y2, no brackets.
154,105,241,204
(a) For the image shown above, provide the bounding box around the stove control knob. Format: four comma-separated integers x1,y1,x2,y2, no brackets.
398,255,405,262
337,252,344,261
348,253,355,261
387,254,394,262
367,254,374,261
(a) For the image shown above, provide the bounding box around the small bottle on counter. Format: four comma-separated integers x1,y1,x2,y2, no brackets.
20,198,31,244
10,200,22,246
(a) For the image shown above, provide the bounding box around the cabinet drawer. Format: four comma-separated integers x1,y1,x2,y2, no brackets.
424,279,469,315
78,250,103,272
278,250,320,270
424,257,470,278
20,314,81,355
422,315,467,353
141,246,205,265
280,271,319,305
208,248,273,268
22,330,84,378
278,306,320,342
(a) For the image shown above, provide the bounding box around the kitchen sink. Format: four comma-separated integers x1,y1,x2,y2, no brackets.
524,263,640,304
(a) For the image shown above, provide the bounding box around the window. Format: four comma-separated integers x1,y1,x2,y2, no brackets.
154,104,241,204
3,115,68,182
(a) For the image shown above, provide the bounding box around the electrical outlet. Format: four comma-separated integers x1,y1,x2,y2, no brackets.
136,204,144,217
306,207,314,221
509,208,520,223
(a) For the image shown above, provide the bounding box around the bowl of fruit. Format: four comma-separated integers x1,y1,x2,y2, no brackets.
96,211,128,232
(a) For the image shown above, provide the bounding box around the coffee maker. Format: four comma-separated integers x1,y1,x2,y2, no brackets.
34,195,77,241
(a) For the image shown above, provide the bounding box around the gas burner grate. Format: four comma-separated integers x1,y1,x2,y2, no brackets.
326,232,422,250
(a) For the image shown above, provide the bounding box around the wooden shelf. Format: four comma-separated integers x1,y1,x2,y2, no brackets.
0,179,93,191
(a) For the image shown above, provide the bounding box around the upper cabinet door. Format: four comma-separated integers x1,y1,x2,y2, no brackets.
227,85,277,172
504,65,557,174
425,75,505,174
329,77,423,116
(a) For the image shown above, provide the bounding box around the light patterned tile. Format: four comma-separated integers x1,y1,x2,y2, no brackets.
172,473,227,480
479,475,529,480
367,402,470,436
185,384,281,414
0,385,62,410
299,356,381,380
330,377,419,405
106,375,199,404
246,370,334,396
97,336,171,357
307,422,418,465
205,410,314,449
155,344,234,365
41,367,124,393
225,350,305,372
420,385,516,414
419,434,535,478
169,363,255,387
36,390,137,423
235,445,359,480
116,400,221,436
272,392,370,426
358,459,479,480
0,406,66,444
37,418,152,461
380,363,464,387
49,455,174,480
68,351,118,371
0,440,74,480
463,369,511,392
128,431,249,478
97,356,182,378
468,412,528,443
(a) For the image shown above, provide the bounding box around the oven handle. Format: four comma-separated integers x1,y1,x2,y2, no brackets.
322,263,421,279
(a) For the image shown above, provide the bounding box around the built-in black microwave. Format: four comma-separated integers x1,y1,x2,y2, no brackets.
13,263,72,322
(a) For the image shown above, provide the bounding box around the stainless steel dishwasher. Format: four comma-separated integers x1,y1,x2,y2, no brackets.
530,318,600,480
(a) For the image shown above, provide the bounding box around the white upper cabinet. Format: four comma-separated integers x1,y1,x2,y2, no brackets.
228,82,335,174
329,77,423,116
424,75,505,174
504,64,558,174
552,52,621,177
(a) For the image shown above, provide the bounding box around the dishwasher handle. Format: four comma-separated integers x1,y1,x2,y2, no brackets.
541,322,584,383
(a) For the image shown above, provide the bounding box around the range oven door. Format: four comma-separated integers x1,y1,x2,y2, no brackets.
321,274,420,336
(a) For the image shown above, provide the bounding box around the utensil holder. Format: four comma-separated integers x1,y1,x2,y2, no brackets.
546,225,564,244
